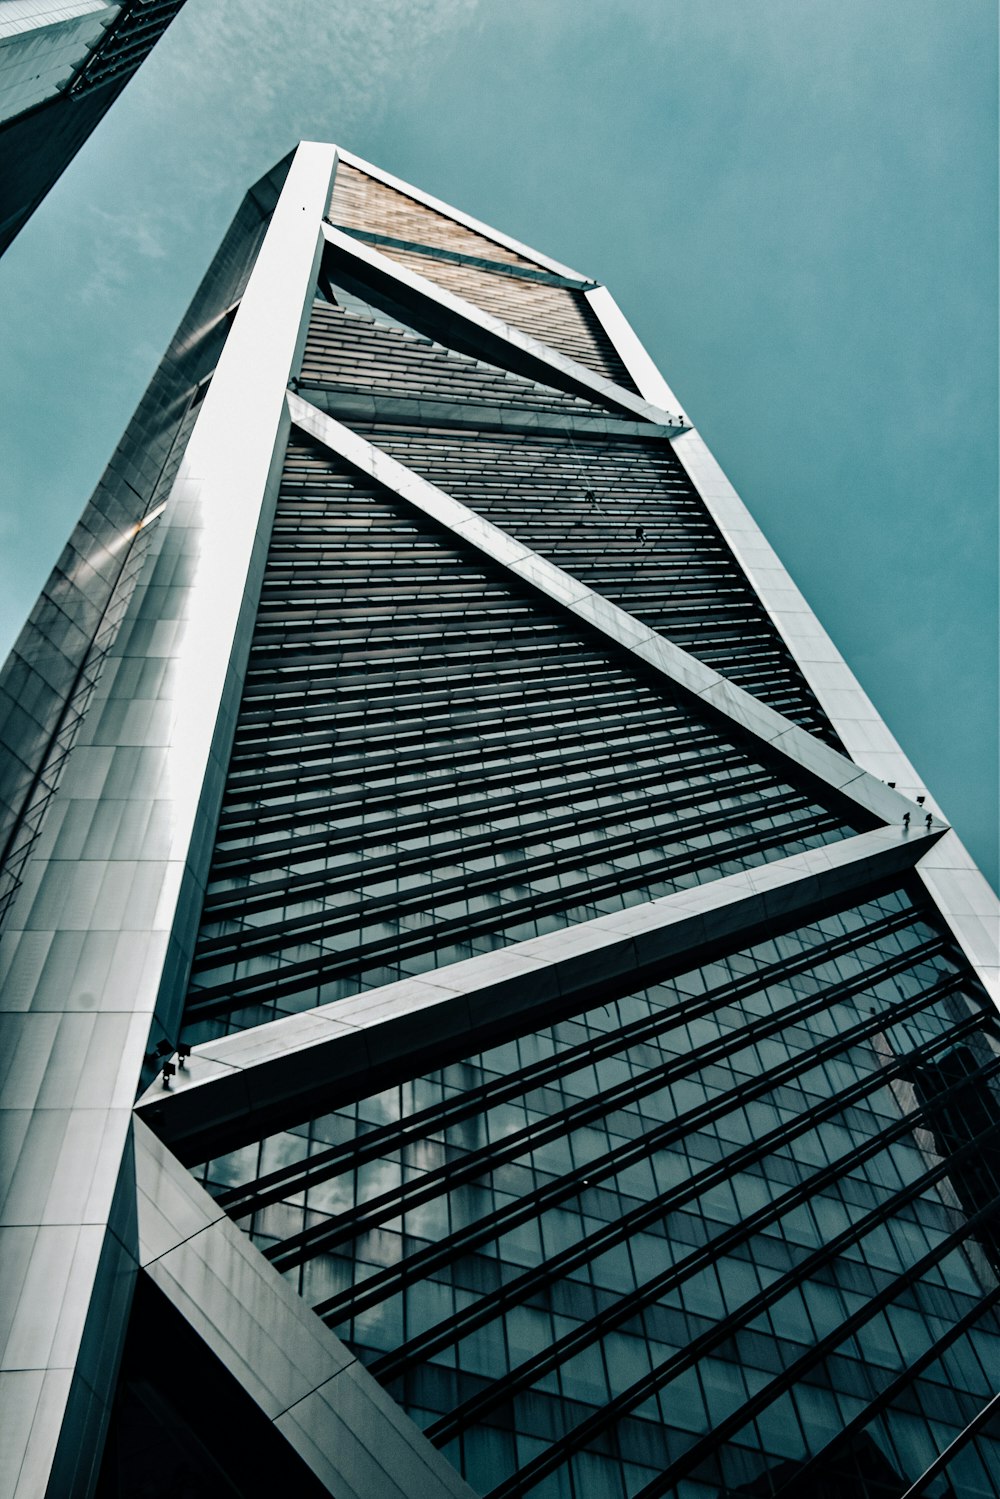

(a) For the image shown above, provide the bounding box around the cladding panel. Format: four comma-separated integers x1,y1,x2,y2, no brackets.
369,246,635,389
330,161,541,268
301,301,598,417
0,159,287,936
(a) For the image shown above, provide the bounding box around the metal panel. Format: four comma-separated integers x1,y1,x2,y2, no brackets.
0,142,337,1499
336,145,588,282
321,221,685,428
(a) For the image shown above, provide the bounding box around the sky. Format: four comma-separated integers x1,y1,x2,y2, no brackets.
0,0,996,887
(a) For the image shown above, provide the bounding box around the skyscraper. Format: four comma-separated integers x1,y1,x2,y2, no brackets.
0,140,997,1498
0,0,187,255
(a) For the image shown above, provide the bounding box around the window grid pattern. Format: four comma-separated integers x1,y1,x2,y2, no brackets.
67,0,185,96
300,301,601,416
329,163,539,267
328,162,636,389
194,887,1000,1499
181,436,859,1042
344,423,842,750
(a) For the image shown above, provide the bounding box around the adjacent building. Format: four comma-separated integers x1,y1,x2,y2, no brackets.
0,0,186,255
1,141,998,1499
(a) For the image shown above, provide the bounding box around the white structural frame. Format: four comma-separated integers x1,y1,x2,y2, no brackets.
2,139,997,1499
135,1118,476,1498
321,220,687,428
137,824,943,1158
0,141,340,1499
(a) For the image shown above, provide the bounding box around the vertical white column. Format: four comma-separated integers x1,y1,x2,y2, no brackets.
0,141,337,1499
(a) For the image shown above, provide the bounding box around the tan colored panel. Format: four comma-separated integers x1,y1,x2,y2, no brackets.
330,162,535,267
375,245,633,386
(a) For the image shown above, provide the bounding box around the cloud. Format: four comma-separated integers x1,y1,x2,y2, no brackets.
143,0,480,153
75,201,173,303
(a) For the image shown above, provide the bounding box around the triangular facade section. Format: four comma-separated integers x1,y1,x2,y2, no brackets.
188,875,1000,1499
302,296,605,420
181,430,869,1043
298,293,845,749
329,159,638,391
342,418,846,750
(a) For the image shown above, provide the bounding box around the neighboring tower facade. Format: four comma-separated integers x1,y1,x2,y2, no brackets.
0,0,187,255
0,142,997,1499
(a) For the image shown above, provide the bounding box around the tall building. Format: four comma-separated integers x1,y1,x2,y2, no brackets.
0,141,998,1499
0,0,187,255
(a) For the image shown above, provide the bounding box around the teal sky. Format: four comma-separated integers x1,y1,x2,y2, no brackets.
0,0,996,886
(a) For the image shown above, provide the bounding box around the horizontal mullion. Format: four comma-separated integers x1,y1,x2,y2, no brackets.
239,633,601,677
219,714,721,792
235,654,643,704
422,1046,1000,1445
773,1287,1000,1493
185,814,844,1017
221,719,733,796
215,906,926,1213
193,792,824,961
452,1122,1000,1479
310,972,968,1326
202,769,788,918
212,741,746,847
210,752,768,875
214,742,739,836
372,1022,996,1391
265,949,951,1272
620,1181,1000,1499
230,675,686,738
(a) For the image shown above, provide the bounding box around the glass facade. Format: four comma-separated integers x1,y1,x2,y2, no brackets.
194,882,1000,1498
299,297,843,747
182,434,865,1043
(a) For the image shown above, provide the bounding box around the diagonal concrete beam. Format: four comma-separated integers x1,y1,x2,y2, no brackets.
136,825,941,1161
320,221,686,429
135,1120,476,1499
286,390,924,833
298,384,680,441
584,278,1000,1013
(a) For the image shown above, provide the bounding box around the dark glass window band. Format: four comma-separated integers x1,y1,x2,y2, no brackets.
899,1387,1000,1499
775,1284,1000,1497
485,1173,1000,1499
307,970,968,1320
421,1065,1000,1446
186,807,845,1025
624,1182,1000,1499
213,904,925,1217
265,950,955,1275
370,1027,1000,1392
